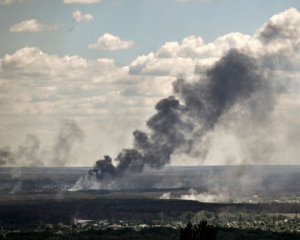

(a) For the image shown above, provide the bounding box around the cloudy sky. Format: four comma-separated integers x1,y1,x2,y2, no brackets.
0,0,299,167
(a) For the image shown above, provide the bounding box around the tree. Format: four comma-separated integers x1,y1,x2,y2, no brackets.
180,222,194,240
180,220,218,240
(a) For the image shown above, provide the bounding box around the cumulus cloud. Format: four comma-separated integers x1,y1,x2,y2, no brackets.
64,0,100,4
0,8,300,167
257,8,300,42
129,33,258,77
0,46,164,166
0,0,33,5
128,8,300,81
88,33,134,51
175,0,210,2
0,46,148,122
10,19,59,33
72,10,93,23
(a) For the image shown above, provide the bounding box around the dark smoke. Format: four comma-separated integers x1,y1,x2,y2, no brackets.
88,49,270,182
89,96,186,179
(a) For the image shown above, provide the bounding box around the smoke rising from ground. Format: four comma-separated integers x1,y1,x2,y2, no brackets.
71,8,300,191
74,49,279,190
180,190,232,203
0,134,42,167
0,119,84,167
52,120,85,167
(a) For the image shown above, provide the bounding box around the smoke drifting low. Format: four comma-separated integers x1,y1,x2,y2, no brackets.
0,119,84,167
79,49,276,189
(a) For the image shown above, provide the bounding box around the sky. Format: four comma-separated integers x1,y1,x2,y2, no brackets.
0,0,299,167
1,0,300,63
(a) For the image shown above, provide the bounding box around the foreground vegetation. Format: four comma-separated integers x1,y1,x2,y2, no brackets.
0,225,299,240
0,193,299,239
0,212,299,240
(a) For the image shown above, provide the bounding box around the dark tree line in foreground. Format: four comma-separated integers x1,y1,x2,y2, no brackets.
180,221,218,240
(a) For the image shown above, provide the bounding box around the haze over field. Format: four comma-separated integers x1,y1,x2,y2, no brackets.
1,4,300,240
0,1,299,170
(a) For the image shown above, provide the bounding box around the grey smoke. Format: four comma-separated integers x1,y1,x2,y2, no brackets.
0,119,84,167
88,49,274,183
52,119,85,167
0,146,14,166
0,134,41,167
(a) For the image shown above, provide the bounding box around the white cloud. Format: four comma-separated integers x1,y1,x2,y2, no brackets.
10,19,59,33
128,6,300,79
1,8,300,166
0,46,155,164
0,47,140,118
88,33,134,51
129,33,257,77
175,0,210,2
64,0,100,4
72,10,93,23
0,47,128,85
4,8,299,119
130,52,196,77
0,0,33,5
257,8,300,42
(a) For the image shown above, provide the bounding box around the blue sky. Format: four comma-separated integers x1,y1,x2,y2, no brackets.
1,0,299,64
0,0,300,167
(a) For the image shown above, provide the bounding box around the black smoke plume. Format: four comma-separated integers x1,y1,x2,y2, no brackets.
88,49,269,182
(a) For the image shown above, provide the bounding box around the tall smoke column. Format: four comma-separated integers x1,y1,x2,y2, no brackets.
86,49,269,185
89,96,186,180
